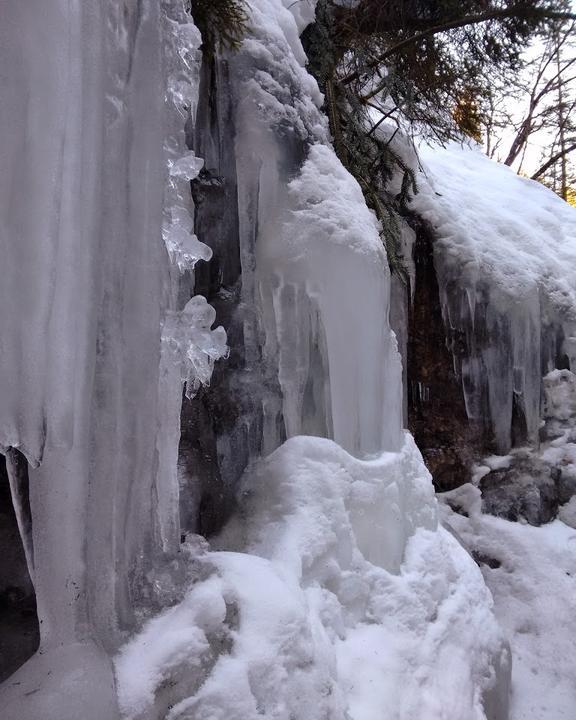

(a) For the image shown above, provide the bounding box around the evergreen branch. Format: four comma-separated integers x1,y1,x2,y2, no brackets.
341,5,576,94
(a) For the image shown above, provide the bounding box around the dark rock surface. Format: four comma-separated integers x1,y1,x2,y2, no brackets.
406,218,482,491
558,467,576,505
0,455,38,681
480,456,561,526
179,54,286,537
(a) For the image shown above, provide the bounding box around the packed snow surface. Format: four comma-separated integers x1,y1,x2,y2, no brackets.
441,487,576,720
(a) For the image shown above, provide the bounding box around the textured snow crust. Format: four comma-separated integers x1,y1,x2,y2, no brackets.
281,0,318,33
441,487,576,720
413,143,576,452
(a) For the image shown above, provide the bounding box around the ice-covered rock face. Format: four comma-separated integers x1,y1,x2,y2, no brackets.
112,5,507,719
467,371,576,526
413,143,576,453
0,0,170,651
231,0,403,455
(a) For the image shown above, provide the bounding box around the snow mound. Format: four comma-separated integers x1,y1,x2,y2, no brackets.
116,436,507,720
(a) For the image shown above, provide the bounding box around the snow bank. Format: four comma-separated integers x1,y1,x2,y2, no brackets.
117,436,507,720
413,143,576,452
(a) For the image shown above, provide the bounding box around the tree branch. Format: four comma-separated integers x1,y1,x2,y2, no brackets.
342,5,576,92
531,140,576,180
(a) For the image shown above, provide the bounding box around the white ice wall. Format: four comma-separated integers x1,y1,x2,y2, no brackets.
0,3,167,717
0,2,224,718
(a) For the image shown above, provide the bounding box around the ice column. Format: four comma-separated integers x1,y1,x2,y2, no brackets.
231,0,403,456
0,3,223,718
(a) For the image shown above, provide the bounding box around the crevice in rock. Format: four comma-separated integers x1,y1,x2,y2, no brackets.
178,53,285,538
0,452,39,681
407,218,482,491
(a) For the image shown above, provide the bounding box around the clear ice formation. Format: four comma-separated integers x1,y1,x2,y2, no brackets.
0,1,508,719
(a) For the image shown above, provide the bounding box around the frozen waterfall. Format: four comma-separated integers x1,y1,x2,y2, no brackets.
0,2,508,719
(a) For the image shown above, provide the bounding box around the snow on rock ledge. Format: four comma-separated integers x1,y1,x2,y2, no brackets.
414,143,576,310
413,143,576,452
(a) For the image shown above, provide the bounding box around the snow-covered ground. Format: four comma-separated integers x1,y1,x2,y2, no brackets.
441,486,576,720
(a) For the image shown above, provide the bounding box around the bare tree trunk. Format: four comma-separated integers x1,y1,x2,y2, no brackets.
556,29,569,200
531,139,576,180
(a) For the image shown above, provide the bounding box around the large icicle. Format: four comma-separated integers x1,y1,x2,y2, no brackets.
231,0,402,455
